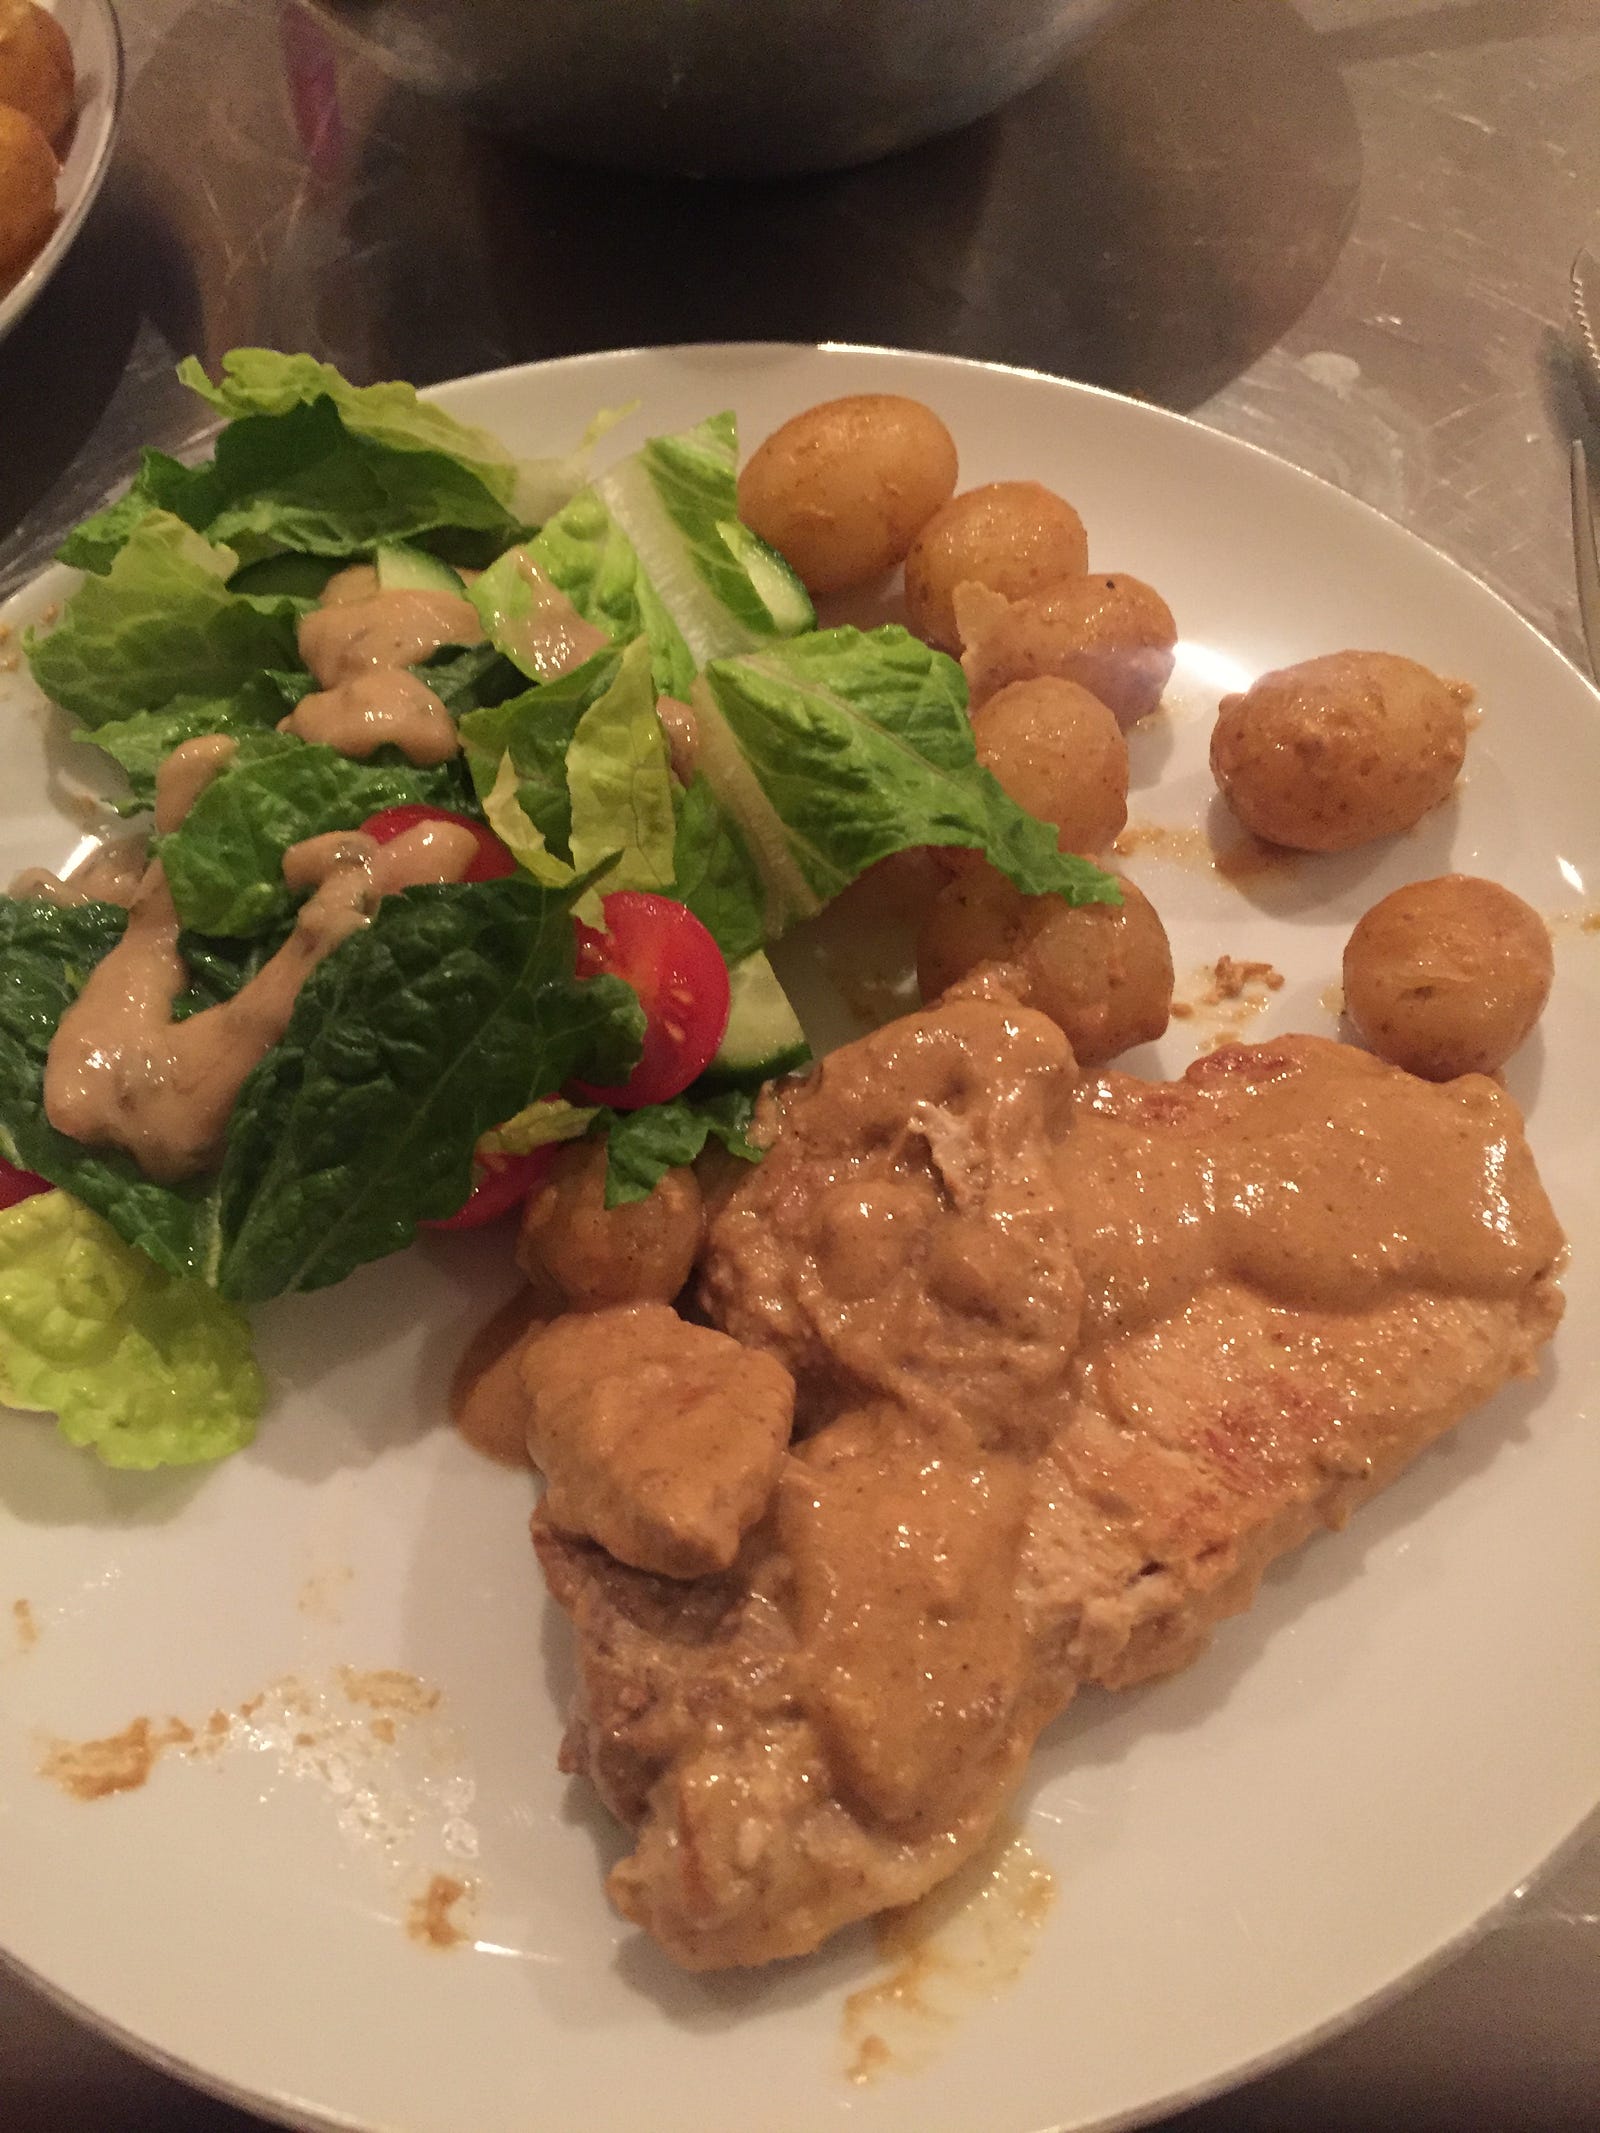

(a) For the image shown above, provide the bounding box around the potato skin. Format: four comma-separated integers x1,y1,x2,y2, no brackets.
0,102,55,282
971,676,1128,856
917,863,1172,1068
517,1140,704,1309
959,573,1177,724
904,481,1089,654
1342,874,1553,1079
0,0,73,146
737,394,958,595
1211,650,1470,852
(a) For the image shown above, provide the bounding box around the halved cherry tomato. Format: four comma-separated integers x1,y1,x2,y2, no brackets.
568,892,731,1110
421,1146,556,1232
0,1158,50,1212
359,804,517,884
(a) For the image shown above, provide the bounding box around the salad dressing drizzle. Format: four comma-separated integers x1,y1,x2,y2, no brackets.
154,734,239,833
43,822,478,1184
280,669,461,767
285,575,485,767
9,836,148,910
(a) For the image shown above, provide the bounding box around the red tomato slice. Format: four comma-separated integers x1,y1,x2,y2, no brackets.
359,804,517,884
568,892,731,1110
0,1158,51,1212
421,1146,556,1232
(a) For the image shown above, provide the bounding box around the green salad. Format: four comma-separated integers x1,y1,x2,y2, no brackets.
0,350,1116,1471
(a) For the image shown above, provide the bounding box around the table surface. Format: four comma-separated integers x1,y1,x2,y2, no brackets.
3,0,1599,2127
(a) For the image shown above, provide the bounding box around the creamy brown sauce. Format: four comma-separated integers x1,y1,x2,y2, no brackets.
473,550,608,680
656,694,700,784
842,1829,1057,2084
44,823,477,1182
154,734,238,833
450,1285,552,1466
539,1007,1564,1973
406,1873,472,1950
9,834,150,909
39,1716,195,1800
280,670,460,767
285,573,485,767
298,581,482,686
338,1667,441,1715
1545,906,1600,937
12,1598,38,1652
1113,818,1291,884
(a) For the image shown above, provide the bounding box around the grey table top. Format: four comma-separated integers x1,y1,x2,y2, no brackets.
3,0,1599,2126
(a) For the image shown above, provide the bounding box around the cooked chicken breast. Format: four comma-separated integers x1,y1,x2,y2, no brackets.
534,1007,1565,1970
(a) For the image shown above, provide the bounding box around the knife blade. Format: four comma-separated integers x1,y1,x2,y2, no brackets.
1572,438,1600,686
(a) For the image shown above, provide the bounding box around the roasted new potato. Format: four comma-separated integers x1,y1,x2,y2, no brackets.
918,863,1173,1068
971,676,1129,856
904,481,1089,654
1210,650,1470,852
0,0,73,147
0,101,55,283
957,572,1177,724
1342,874,1553,1080
737,393,958,595
518,1140,704,1309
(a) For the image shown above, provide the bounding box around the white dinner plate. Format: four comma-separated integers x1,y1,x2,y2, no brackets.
1,344,1597,2133
0,0,123,346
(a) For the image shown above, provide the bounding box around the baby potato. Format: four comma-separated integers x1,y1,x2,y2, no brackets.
971,676,1128,855
1210,649,1470,852
904,481,1089,654
0,0,74,147
917,863,1172,1068
737,394,958,595
0,101,55,283
958,573,1177,724
518,1139,704,1309
1342,874,1553,1080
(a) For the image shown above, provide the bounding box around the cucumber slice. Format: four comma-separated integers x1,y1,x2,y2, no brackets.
717,521,815,637
374,542,467,597
701,951,812,1090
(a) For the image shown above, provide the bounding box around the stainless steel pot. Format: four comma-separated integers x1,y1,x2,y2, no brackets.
308,0,1136,177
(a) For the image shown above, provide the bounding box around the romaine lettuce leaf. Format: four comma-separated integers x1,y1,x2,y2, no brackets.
667,774,766,963
157,740,470,937
0,1189,262,1469
566,638,676,893
215,874,645,1302
0,898,220,1280
26,514,304,727
87,678,301,810
595,412,814,664
523,498,696,697
57,450,223,574
481,753,577,889
475,1095,597,1158
694,627,1121,931
459,651,622,864
599,1089,760,1208
178,350,521,506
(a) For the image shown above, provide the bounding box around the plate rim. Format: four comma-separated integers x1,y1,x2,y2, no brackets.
1,337,1597,2133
